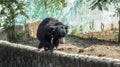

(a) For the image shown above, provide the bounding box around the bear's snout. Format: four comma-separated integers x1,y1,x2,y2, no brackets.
61,31,66,37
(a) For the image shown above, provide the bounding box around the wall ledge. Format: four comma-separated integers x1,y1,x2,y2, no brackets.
0,40,120,67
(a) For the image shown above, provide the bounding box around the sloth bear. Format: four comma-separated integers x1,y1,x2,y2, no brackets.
37,17,68,51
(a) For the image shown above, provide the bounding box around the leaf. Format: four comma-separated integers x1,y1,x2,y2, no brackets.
89,0,103,10
90,2,98,10
89,0,98,6
20,11,29,18
110,0,114,2
0,23,1,27
104,0,108,2
0,0,28,28
98,3,103,10
116,8,120,17
115,8,120,17
101,2,108,10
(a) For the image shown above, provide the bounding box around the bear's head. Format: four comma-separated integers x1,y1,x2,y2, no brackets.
50,25,68,39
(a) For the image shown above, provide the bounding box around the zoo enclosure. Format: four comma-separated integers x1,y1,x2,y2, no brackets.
0,19,119,42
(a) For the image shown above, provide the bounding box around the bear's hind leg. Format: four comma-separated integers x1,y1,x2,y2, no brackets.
38,42,43,49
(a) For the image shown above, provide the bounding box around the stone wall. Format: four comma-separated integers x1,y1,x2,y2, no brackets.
27,20,40,38
0,20,40,41
15,20,40,38
0,28,8,41
0,40,120,67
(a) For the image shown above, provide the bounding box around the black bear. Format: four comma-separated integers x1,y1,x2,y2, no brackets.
37,17,68,51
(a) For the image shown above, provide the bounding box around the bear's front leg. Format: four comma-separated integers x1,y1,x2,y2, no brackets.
53,38,60,49
44,35,54,51
38,42,43,49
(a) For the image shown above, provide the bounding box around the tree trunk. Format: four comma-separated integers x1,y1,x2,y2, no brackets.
118,20,120,42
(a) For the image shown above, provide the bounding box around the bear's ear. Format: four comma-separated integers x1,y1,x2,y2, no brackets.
65,25,68,29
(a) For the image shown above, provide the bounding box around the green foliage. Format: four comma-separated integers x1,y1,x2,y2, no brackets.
0,0,28,28
101,23,104,31
29,0,67,19
70,26,78,35
115,8,120,18
89,0,120,12
79,25,83,34
89,0,120,42
89,0,111,10
89,20,94,32
40,0,67,9
110,23,114,30
0,0,28,42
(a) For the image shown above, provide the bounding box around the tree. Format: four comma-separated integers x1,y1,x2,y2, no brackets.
28,0,67,19
89,0,120,42
0,0,28,42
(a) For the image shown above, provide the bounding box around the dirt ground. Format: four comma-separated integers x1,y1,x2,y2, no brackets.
18,35,120,59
